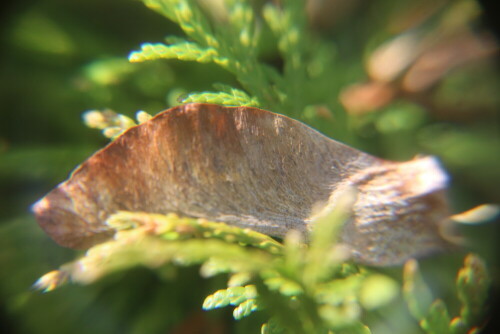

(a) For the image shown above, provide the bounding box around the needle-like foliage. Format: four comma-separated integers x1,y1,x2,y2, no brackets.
34,197,491,333
1,0,494,333
31,1,495,333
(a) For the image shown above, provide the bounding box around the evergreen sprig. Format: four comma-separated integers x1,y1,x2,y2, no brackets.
34,207,491,333
181,86,260,107
107,211,283,255
83,109,152,139
34,192,402,333
403,254,491,334
31,1,493,333
203,285,259,320
128,0,330,119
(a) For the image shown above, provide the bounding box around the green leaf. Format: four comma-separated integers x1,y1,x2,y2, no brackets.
143,0,218,47
107,211,283,254
233,298,259,319
456,254,490,324
318,300,362,329
34,232,274,289
129,42,222,64
228,272,253,287
202,285,257,310
303,188,356,287
261,317,286,334
339,322,372,334
403,259,434,320
83,109,137,139
359,274,399,310
263,276,303,297
222,0,258,49
181,88,259,106
315,276,365,306
449,316,467,334
420,299,451,334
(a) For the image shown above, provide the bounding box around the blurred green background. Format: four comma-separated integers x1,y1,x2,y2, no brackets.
1,0,499,333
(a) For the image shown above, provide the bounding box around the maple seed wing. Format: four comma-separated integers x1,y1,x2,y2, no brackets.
32,103,455,266
32,104,376,249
